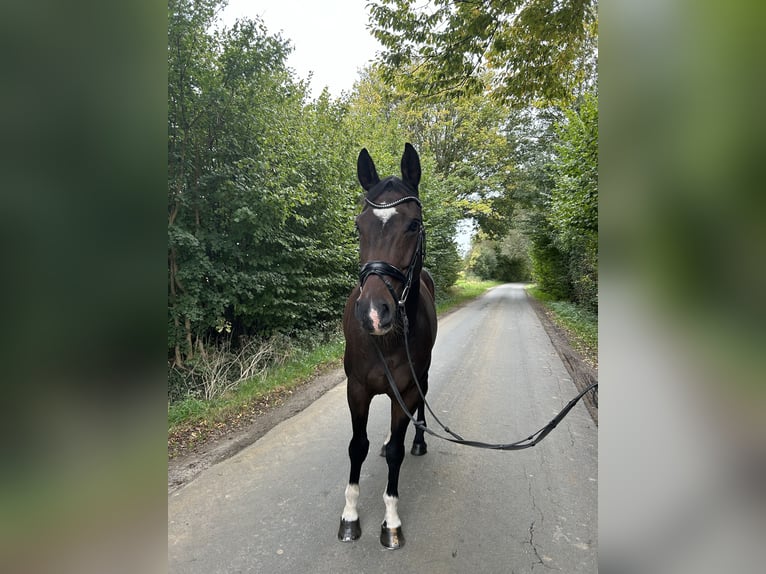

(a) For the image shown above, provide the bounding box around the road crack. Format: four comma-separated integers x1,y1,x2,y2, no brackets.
525,466,557,571
528,520,556,571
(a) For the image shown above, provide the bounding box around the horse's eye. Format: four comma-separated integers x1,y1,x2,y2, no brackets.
408,220,421,233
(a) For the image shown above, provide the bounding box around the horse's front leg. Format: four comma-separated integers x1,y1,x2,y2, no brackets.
338,380,370,542
380,388,418,549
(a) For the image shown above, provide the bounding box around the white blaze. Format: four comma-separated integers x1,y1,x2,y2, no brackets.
374,207,397,225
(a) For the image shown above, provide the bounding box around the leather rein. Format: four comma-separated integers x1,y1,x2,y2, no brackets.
360,195,598,451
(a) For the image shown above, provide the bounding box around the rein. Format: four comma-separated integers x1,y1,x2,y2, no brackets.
374,329,597,451
361,195,597,451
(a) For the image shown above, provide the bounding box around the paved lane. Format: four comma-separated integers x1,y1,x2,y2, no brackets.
168,283,597,573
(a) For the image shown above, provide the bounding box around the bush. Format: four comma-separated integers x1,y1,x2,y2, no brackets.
529,231,573,300
568,240,598,312
168,336,280,403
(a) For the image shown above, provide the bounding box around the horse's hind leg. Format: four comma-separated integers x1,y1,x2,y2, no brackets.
380,430,390,457
410,399,427,456
338,381,370,542
411,373,428,456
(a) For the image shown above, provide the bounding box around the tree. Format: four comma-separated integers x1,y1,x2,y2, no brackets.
344,69,467,295
548,90,598,309
369,0,598,106
508,91,597,308
168,1,360,366
347,66,530,282
467,230,532,281
549,93,597,243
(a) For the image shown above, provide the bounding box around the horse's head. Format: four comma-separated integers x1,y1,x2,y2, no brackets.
354,143,424,336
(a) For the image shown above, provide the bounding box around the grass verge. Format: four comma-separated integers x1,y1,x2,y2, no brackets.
168,338,344,436
168,277,500,440
436,276,502,313
525,284,598,366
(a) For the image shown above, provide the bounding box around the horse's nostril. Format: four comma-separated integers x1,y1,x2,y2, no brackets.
381,303,390,318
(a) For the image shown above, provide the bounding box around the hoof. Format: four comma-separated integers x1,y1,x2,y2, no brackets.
380,521,405,549
411,442,427,456
338,518,361,542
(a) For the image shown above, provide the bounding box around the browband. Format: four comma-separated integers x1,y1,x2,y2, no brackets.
365,196,422,209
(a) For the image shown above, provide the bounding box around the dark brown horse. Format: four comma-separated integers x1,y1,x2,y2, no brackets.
337,144,437,550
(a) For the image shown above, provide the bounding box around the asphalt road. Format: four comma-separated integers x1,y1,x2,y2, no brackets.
168,283,597,573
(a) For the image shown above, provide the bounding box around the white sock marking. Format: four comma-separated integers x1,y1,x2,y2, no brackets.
342,483,360,522
383,493,401,528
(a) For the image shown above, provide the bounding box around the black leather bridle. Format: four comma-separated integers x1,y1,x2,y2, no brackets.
358,195,424,315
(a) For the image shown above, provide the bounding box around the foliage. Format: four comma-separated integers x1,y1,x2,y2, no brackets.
168,0,359,366
369,0,598,107
526,284,597,365
548,91,598,310
421,175,464,294
167,0,599,415
508,92,597,311
549,92,598,249
467,229,532,282
345,68,477,296
169,278,500,434
168,331,346,433
527,213,574,300
434,276,502,313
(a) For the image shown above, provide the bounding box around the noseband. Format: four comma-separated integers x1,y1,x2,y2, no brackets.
358,195,424,313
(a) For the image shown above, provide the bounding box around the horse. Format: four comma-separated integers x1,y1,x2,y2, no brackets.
337,143,438,550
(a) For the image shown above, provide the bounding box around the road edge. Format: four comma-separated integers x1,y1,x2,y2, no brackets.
525,290,599,424
168,368,346,494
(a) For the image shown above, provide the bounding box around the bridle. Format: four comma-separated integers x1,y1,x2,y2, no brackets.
358,195,424,318
359,193,599,452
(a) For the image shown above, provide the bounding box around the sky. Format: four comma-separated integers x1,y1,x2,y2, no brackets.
220,0,382,99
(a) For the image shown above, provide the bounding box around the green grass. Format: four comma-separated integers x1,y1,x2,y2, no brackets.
168,277,500,435
525,284,598,364
168,396,209,428
436,276,502,314
168,337,345,434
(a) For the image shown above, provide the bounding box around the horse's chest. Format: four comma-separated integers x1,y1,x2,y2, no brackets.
361,356,411,394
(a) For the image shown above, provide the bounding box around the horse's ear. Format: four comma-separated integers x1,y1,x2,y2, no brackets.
357,148,380,192
400,143,421,194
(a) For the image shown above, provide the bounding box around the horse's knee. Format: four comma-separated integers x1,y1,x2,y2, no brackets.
349,435,369,461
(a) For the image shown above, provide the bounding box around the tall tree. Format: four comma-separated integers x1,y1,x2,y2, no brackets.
168,1,359,365
345,67,526,291
369,0,598,106
548,90,598,309
344,70,466,293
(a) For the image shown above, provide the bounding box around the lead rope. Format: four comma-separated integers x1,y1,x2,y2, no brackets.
372,305,598,451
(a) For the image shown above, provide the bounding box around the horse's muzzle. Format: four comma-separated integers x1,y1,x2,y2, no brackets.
355,298,393,335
